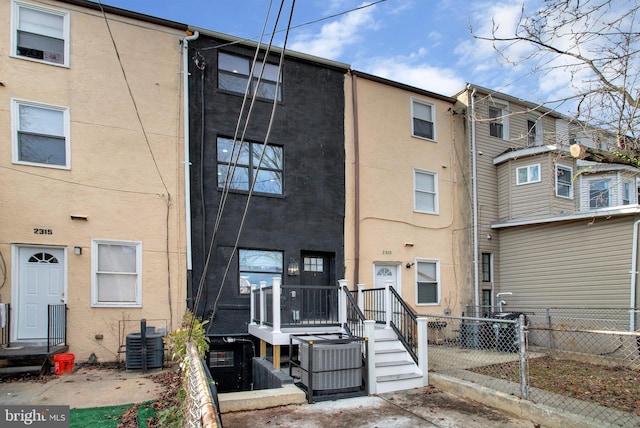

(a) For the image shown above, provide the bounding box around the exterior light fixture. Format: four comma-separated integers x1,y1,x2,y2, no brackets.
287,258,299,276
74,246,82,255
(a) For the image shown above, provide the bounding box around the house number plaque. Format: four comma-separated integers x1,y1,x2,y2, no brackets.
33,228,53,235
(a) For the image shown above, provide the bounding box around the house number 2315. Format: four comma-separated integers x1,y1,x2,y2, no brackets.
33,228,53,235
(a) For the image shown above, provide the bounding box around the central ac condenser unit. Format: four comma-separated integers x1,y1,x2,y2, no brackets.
299,341,362,391
125,332,164,370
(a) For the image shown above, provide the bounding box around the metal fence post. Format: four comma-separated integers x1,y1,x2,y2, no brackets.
518,314,528,400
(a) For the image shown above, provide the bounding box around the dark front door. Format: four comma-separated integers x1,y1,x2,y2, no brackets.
299,252,335,323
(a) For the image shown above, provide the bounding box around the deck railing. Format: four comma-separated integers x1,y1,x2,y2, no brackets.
47,303,67,352
250,278,344,332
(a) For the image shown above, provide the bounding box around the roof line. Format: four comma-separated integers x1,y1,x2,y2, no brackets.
492,206,640,229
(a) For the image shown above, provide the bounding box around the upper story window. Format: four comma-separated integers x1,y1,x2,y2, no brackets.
12,2,69,66
481,253,492,282
92,240,142,307
556,165,573,199
218,52,282,101
416,260,440,305
414,169,438,214
12,99,70,169
527,118,542,146
623,182,632,205
589,179,610,208
489,103,508,139
217,137,283,195
516,164,540,185
239,249,283,295
411,99,435,140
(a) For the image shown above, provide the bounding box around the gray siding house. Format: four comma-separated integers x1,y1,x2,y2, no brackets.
457,84,640,321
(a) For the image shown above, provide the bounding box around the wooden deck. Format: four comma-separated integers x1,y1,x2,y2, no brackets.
0,344,70,376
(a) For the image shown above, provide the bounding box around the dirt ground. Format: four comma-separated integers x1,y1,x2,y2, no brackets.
221,386,540,428
472,356,640,416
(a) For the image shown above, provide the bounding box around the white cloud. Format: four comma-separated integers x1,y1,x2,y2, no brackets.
288,2,377,59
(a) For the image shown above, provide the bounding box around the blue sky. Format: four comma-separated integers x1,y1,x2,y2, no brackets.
97,0,557,105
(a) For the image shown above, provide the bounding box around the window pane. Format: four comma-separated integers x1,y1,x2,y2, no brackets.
97,273,137,302
415,172,434,192
19,105,64,136
19,7,63,39
240,250,283,272
98,244,137,273
417,283,437,304
530,165,539,181
590,181,609,208
413,102,432,121
413,118,433,139
219,72,249,93
217,138,249,164
518,168,528,183
17,32,64,63
417,262,436,282
253,62,280,82
218,164,249,190
219,52,249,74
18,133,66,165
415,192,435,212
252,144,282,169
253,169,283,194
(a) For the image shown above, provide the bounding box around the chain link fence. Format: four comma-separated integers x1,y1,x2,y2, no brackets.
423,308,640,427
184,342,222,428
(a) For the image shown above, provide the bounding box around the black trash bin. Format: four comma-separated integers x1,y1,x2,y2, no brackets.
492,313,525,353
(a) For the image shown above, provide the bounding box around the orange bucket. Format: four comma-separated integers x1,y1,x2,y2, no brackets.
53,353,75,375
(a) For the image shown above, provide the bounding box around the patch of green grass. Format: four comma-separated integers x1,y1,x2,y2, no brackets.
70,403,133,428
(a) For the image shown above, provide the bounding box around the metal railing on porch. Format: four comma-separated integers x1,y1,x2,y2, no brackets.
48,303,67,352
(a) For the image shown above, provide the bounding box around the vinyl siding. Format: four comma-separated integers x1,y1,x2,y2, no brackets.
498,216,637,308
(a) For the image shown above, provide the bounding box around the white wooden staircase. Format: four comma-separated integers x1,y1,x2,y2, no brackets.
372,326,424,394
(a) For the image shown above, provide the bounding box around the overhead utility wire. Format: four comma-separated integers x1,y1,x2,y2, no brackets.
209,0,296,328
189,0,274,323
201,0,386,51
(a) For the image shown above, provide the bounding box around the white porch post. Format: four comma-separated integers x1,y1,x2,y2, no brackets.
417,317,429,386
259,281,266,328
338,279,348,328
249,282,256,325
364,320,376,394
272,277,281,333
357,284,365,316
384,280,392,329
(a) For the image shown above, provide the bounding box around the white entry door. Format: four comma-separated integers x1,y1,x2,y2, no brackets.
374,263,400,296
15,246,66,341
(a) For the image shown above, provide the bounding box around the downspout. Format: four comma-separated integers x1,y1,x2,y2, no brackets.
183,30,199,272
468,84,479,308
631,219,640,331
351,71,361,288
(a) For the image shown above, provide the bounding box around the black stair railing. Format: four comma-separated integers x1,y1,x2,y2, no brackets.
47,304,67,352
343,285,365,337
389,286,418,364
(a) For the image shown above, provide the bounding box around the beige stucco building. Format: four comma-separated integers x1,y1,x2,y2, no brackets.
0,0,190,362
344,72,472,315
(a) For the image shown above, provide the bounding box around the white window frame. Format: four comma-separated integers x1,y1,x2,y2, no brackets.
415,259,440,306
589,179,610,209
555,164,573,199
527,117,542,146
488,101,509,140
11,98,71,169
623,181,632,205
411,98,436,141
91,239,142,308
414,169,439,214
11,1,70,67
516,164,540,185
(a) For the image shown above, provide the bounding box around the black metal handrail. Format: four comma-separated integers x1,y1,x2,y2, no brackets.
279,285,340,327
360,287,385,323
47,303,67,352
343,285,365,337
389,286,418,364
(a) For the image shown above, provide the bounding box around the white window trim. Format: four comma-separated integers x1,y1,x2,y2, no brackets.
91,239,142,308
11,1,70,68
527,116,543,146
488,100,509,140
415,258,440,306
555,164,573,199
413,168,439,215
11,98,71,169
516,164,541,185
411,98,436,141
587,178,611,209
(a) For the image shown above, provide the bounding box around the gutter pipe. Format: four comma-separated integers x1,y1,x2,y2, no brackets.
351,72,360,288
631,219,639,331
468,84,479,307
183,31,199,271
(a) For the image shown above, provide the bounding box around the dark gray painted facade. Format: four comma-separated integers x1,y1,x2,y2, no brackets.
187,35,347,343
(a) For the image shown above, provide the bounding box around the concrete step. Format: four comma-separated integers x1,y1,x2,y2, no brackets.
375,372,424,394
